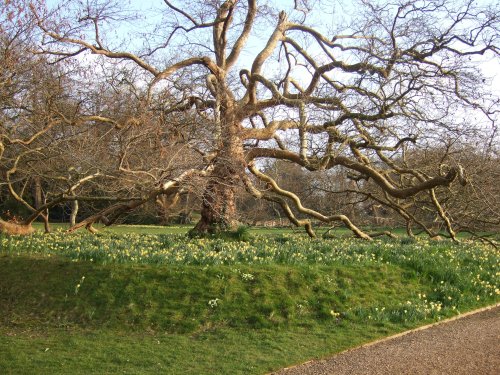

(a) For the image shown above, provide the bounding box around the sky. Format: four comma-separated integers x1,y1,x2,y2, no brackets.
42,0,499,102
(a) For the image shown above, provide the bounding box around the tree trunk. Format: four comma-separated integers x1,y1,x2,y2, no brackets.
156,193,180,225
33,176,51,233
179,193,193,224
191,121,245,235
192,176,237,233
33,176,43,210
70,199,79,227
42,212,51,233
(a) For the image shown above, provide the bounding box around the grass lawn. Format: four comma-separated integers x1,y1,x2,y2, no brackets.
32,222,495,239
1,228,498,374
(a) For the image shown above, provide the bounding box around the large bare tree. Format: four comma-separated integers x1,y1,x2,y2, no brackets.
25,0,500,238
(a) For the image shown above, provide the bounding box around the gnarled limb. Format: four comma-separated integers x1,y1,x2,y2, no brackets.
243,175,316,237
429,188,458,242
247,148,463,199
67,169,204,233
247,164,372,240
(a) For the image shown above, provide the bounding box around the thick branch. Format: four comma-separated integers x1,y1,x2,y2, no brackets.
246,148,462,199
226,0,257,68
248,163,372,240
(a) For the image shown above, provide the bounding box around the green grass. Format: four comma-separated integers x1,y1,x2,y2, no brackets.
0,323,397,375
33,222,305,236
0,231,498,374
33,222,495,239
33,222,194,235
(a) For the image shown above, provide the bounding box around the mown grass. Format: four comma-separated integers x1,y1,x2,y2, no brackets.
33,222,496,239
32,222,316,236
0,230,498,374
0,322,396,375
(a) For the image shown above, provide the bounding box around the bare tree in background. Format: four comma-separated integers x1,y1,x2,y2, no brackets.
0,0,61,234
0,0,205,234
23,0,500,238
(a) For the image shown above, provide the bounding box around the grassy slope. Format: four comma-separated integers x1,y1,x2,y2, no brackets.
1,229,498,374
0,258,425,374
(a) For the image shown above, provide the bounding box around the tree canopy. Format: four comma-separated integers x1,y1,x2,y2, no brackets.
1,0,499,239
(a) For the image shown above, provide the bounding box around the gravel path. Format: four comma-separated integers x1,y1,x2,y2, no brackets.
272,304,500,375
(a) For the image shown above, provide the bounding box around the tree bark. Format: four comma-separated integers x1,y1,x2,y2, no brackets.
33,176,51,233
191,120,245,234
70,199,79,227
42,213,51,233
192,172,238,233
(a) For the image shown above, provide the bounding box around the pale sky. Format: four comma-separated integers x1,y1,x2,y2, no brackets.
43,0,499,100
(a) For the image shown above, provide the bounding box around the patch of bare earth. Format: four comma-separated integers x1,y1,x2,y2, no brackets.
273,305,500,375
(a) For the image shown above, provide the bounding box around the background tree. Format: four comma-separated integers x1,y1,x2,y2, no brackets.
0,0,61,234
0,0,204,234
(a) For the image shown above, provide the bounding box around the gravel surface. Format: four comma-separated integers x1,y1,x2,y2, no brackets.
272,305,500,375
